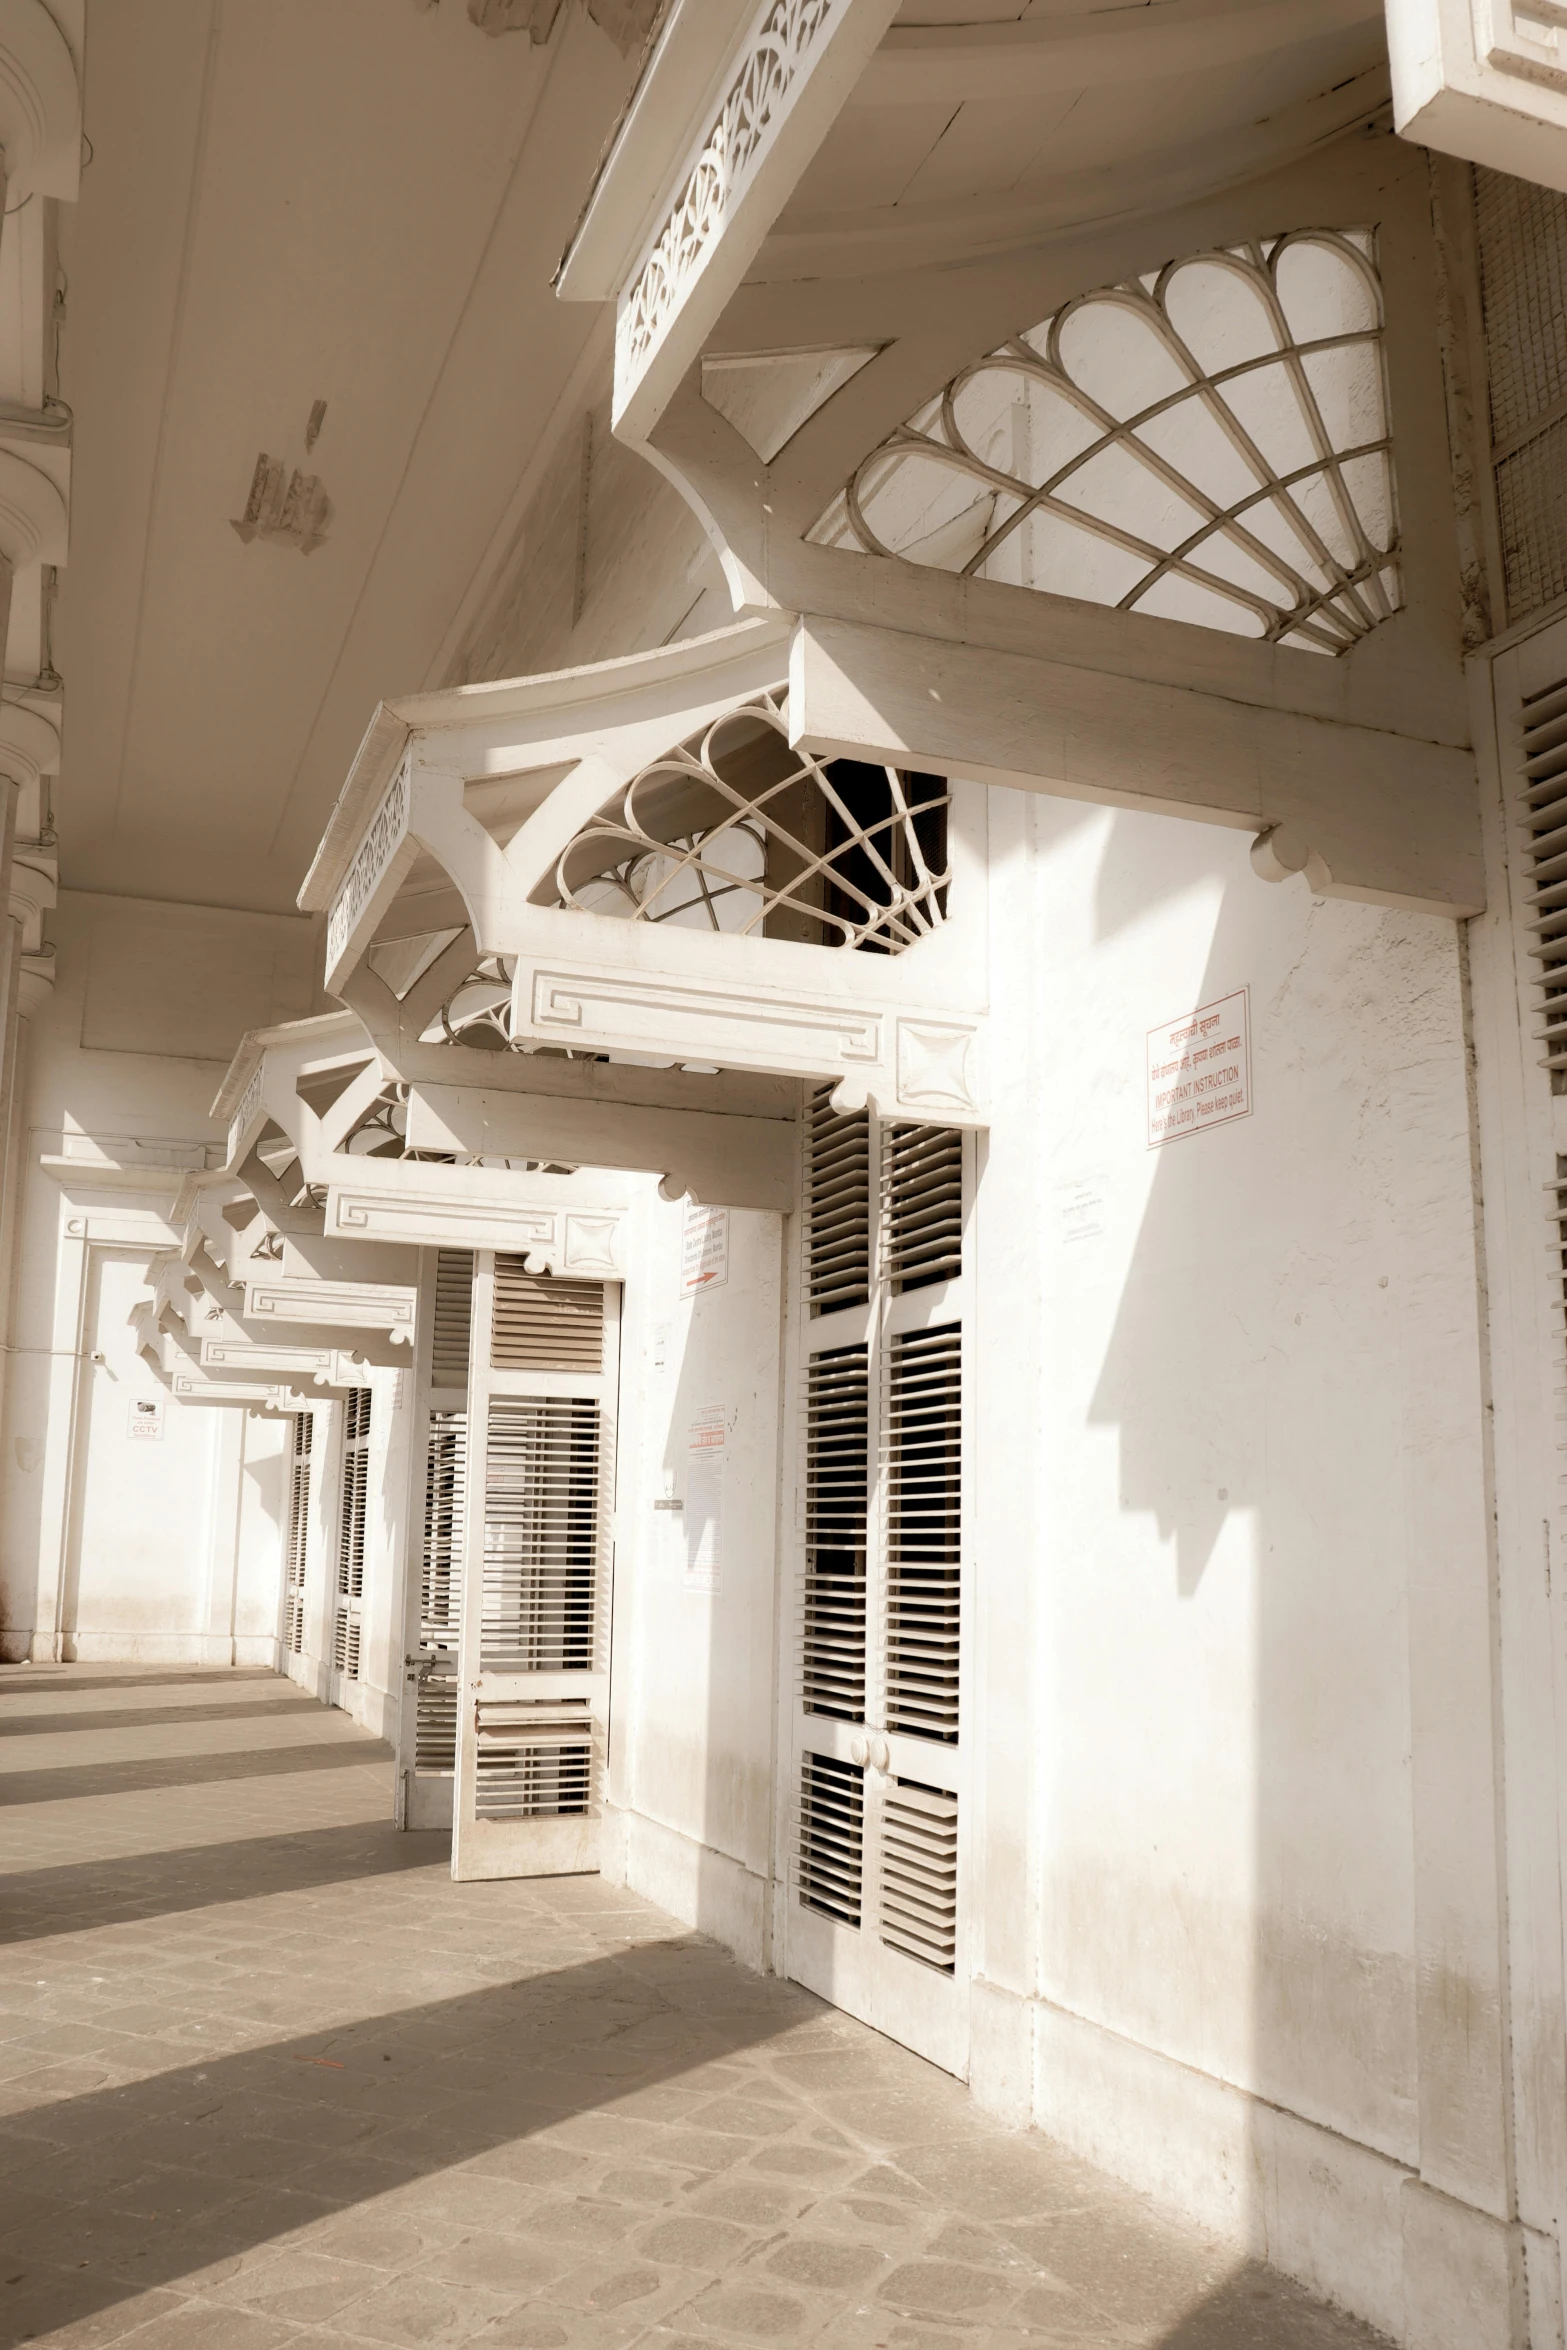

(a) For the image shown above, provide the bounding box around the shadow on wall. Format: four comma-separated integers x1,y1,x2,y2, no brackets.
1072,795,1485,2332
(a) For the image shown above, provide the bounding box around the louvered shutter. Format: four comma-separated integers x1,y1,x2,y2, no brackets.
333,1386,371,1684
283,1412,312,1658
451,1252,618,1881
398,1250,474,1824
789,1103,969,2075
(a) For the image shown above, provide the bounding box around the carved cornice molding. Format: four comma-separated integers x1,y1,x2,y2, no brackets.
0,0,80,201
0,449,67,572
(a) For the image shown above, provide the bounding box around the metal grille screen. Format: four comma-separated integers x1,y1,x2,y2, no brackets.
481,1396,603,1672
1476,168,1567,623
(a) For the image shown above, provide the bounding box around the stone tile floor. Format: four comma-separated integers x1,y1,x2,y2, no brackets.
0,1666,1387,2350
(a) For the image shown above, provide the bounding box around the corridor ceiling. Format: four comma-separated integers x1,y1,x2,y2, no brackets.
53,0,1392,918
55,0,633,914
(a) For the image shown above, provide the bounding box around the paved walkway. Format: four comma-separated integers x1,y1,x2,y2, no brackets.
0,1667,1385,2350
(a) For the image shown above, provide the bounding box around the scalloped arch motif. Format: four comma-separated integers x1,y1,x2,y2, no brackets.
809,230,1400,656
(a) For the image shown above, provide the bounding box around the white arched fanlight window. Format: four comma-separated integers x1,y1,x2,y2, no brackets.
810,231,1399,657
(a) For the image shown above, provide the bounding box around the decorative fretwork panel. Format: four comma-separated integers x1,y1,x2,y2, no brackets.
549,694,949,954
811,231,1398,656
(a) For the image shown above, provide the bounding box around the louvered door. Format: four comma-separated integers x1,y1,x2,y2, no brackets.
333,1387,372,1686
787,1094,970,2076
452,1253,618,1881
282,1412,312,1658
400,1249,472,1829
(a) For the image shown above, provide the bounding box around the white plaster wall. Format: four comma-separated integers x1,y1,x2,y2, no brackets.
0,890,316,1663
606,1187,784,1967
966,790,1501,2342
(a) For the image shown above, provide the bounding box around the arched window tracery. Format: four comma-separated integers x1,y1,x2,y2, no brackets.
808,230,1399,656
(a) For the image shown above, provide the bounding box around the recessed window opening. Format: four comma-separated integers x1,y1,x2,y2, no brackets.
810,230,1400,656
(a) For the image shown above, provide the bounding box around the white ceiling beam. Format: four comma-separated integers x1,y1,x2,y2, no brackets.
558,0,901,444
858,0,1380,106
1389,0,1567,192
789,615,1483,920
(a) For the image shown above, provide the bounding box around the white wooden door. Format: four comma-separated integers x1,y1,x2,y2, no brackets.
400,1249,473,1831
786,1098,970,2077
452,1254,618,1881
332,1386,372,1689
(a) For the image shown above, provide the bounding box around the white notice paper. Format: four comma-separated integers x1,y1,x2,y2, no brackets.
684,1404,728,1591
1146,989,1251,1148
680,1203,729,1296
127,1396,164,1442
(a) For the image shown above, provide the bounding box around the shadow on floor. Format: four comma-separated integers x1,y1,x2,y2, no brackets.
0,1740,393,1809
0,1670,278,1696
1153,2267,1389,2348
0,1938,789,2346
0,1820,447,1945
0,1698,325,1739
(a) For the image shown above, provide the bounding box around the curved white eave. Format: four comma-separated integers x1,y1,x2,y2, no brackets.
298,614,793,915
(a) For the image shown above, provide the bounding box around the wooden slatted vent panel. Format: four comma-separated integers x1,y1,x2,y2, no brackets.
803,1346,868,1721
430,1249,474,1388
885,1324,962,1743
797,1751,865,1926
285,1412,311,1656
415,1407,465,1773
1521,669,1567,1073
481,1397,603,1675
491,1260,604,1371
806,1087,870,1314
883,1124,963,1290
474,1696,595,1819
880,1777,959,1973
334,1386,371,1681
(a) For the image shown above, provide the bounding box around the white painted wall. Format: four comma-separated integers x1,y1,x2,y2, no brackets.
0,889,316,1665
965,786,1503,2344
605,1187,784,1967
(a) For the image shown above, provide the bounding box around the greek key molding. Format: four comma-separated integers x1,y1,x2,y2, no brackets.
244,1278,418,1340
327,757,410,974
529,967,882,1068
618,0,838,400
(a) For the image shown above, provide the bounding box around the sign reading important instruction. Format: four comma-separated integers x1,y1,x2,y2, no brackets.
1147,989,1250,1148
680,1202,729,1295
684,1405,728,1591
127,1396,165,1442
